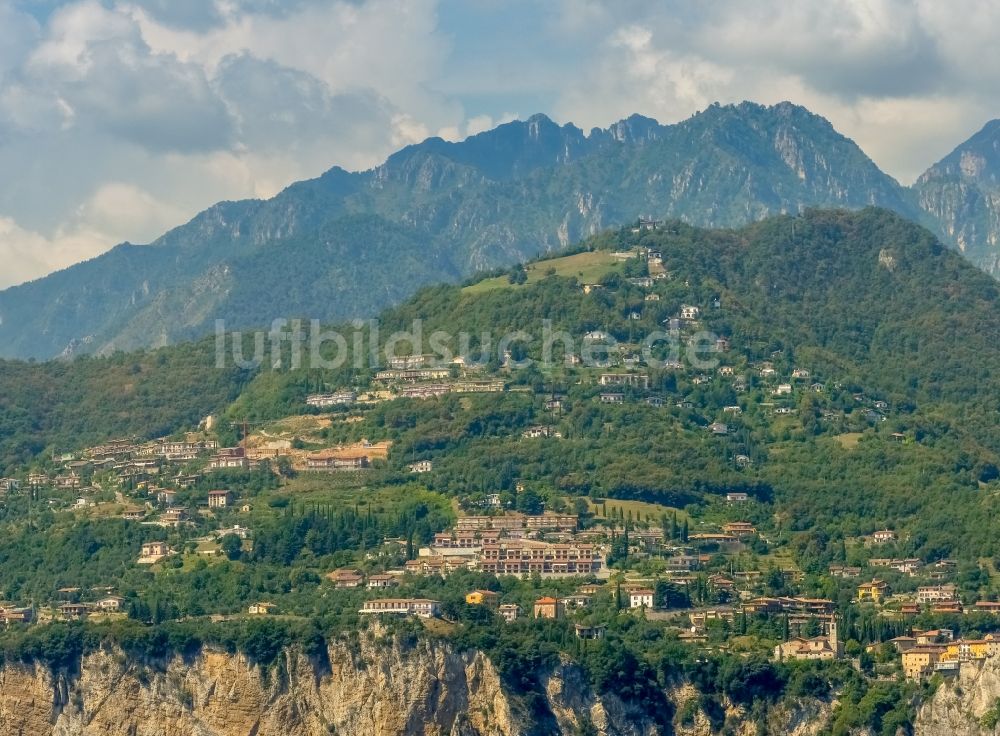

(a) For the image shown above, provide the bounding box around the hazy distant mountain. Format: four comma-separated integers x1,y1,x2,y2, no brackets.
0,100,991,360
913,119,1000,274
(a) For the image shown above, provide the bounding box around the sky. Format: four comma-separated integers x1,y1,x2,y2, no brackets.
0,0,997,289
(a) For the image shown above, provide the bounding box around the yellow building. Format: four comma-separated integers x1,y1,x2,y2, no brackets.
944,635,1000,661
465,590,500,609
857,579,890,604
902,646,945,680
533,597,564,620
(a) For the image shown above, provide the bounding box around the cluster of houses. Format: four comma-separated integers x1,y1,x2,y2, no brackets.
349,573,858,657
328,377,613,417
6,433,258,536
306,391,358,408
207,447,256,470
353,578,656,633
5,522,256,621
831,556,956,581
845,549,990,616
320,567,442,619
116,480,248,530
0,603,34,624
284,316,894,464
53,595,127,620
347,507,789,634
397,380,506,400
11,435,255,495
0,590,129,625
530,582,655,621
891,629,1000,679
303,440,391,472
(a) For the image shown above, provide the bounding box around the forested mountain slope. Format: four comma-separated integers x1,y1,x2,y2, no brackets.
0,101,948,360
5,208,999,563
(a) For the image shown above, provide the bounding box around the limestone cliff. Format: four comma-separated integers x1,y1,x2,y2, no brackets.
914,119,1000,277
915,657,1000,736
1,634,513,736
0,631,665,736
0,633,834,736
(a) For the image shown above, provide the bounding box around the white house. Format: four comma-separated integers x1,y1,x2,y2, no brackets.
872,529,897,544
679,305,700,320
523,426,561,439
138,541,171,564
97,596,125,612
499,603,521,622
629,589,654,609
359,599,441,618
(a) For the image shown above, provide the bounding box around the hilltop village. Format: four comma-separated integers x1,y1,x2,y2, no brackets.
4,212,1000,736
1,414,994,683
2,239,999,692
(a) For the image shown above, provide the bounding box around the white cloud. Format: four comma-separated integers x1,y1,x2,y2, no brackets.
78,181,188,239
549,0,1000,183
213,53,394,161
0,216,120,290
16,1,234,153
696,1,946,99
128,0,459,127
0,182,189,288
28,0,139,72
390,113,433,148
0,0,470,287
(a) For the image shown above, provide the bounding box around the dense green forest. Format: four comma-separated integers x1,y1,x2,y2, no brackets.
0,341,253,472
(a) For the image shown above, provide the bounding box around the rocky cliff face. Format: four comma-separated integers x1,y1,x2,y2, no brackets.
914,120,1000,277
0,633,835,736
915,656,1000,736
0,635,516,736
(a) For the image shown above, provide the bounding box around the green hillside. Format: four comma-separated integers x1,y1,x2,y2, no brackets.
221,208,1000,561
1,208,998,733
0,341,252,470
5,208,997,558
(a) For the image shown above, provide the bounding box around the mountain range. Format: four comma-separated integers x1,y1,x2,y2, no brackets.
1,100,998,360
